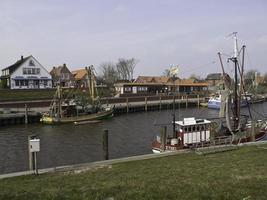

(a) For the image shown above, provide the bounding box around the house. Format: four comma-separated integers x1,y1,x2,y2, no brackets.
50,64,74,87
0,55,52,89
114,76,208,97
205,73,223,90
72,69,88,88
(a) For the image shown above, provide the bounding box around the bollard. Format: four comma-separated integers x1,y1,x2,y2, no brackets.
160,126,167,152
103,129,109,160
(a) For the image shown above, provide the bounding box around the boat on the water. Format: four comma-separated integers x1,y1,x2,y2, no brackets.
40,66,113,124
152,32,267,153
207,94,248,109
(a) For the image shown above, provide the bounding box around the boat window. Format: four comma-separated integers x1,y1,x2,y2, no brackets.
192,126,195,132
188,126,191,132
184,127,188,132
201,126,204,131
196,126,200,131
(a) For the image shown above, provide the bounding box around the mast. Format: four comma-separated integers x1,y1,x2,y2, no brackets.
170,65,179,138
229,32,240,131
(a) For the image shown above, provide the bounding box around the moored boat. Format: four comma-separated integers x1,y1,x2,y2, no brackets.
40,66,114,124
152,32,267,153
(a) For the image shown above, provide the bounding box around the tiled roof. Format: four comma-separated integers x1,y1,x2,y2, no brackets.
72,69,87,80
135,76,178,84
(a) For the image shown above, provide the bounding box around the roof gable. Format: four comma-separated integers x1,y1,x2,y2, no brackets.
2,56,31,74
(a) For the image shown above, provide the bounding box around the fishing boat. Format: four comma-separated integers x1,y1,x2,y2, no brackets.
40,66,113,124
152,33,267,153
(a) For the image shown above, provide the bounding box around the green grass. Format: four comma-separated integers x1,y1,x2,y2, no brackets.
1,145,267,200
0,88,112,101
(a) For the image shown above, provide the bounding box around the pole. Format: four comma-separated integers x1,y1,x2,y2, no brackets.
145,97,147,112
126,98,129,113
160,126,167,152
24,104,28,124
34,152,38,175
251,120,256,142
28,136,33,171
103,129,109,160
159,96,162,110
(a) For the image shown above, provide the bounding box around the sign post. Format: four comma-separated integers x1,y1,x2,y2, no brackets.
28,136,40,175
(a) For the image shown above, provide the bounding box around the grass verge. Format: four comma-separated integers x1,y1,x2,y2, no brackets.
1,145,267,200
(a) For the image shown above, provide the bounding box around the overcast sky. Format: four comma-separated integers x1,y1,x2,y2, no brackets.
1,0,267,78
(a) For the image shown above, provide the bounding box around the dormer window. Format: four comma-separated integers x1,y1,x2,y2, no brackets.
29,60,35,66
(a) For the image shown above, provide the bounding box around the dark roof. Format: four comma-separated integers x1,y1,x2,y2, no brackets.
2,56,31,74
206,73,222,80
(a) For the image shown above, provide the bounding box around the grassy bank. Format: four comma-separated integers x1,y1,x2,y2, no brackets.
0,88,112,101
1,145,267,200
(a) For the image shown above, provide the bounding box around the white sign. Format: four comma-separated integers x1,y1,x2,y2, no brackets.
29,139,40,152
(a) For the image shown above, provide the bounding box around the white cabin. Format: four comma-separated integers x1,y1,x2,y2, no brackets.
176,117,211,146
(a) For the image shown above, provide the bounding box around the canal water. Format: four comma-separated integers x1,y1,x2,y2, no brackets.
1,102,267,174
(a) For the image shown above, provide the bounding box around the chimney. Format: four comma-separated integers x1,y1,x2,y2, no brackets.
63,63,66,67
21,55,24,60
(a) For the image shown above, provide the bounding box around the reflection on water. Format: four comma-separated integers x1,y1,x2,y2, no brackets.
0,102,267,174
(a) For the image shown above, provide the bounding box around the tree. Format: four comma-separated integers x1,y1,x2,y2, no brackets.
99,62,119,87
244,69,259,91
116,58,138,81
162,69,171,77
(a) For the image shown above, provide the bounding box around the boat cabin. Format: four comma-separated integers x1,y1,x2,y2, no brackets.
175,117,211,146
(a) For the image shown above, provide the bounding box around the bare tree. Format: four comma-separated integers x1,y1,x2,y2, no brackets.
116,58,138,81
162,69,171,77
99,62,118,87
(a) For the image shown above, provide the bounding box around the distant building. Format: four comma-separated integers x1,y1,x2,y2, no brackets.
72,69,88,88
115,76,208,97
0,55,52,89
50,64,74,87
205,73,223,90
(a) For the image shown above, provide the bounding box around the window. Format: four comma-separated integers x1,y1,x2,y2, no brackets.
124,87,131,92
65,73,69,79
29,60,35,66
22,68,40,75
15,80,20,86
44,80,47,86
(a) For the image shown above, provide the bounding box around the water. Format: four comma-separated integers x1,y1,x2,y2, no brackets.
1,102,267,174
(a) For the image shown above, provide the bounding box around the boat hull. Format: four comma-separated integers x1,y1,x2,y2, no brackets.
40,109,113,124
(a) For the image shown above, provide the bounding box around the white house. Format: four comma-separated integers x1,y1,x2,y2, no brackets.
1,55,52,89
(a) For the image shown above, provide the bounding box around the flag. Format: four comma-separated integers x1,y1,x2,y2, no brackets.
169,66,179,76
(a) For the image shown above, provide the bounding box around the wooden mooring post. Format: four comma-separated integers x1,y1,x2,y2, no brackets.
103,129,109,160
160,126,167,152
145,97,148,112
24,104,28,124
251,120,256,142
126,98,129,113
159,96,162,110
197,95,200,108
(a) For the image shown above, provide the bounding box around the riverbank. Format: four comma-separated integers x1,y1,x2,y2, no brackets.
1,144,267,200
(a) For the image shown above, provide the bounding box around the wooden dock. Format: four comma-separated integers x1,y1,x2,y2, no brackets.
0,112,41,126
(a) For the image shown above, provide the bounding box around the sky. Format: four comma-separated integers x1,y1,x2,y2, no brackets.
1,0,267,78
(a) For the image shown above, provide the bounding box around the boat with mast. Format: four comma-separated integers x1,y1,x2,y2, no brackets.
152,33,267,153
40,66,113,124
